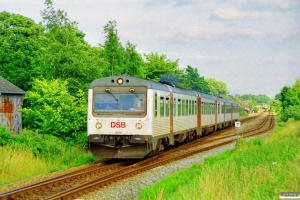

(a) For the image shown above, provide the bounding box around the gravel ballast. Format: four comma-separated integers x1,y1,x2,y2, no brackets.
80,143,236,200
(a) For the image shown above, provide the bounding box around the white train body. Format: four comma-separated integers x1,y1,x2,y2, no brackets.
88,75,239,159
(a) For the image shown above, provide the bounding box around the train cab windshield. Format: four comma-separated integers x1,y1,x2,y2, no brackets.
94,93,145,112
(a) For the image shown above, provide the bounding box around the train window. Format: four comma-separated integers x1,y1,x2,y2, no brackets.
207,102,209,115
173,98,176,117
185,100,189,116
208,103,210,115
154,93,157,118
160,96,164,117
177,99,181,116
166,97,170,117
181,100,185,116
188,100,191,116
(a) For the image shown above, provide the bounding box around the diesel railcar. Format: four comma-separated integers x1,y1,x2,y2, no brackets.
87,75,239,159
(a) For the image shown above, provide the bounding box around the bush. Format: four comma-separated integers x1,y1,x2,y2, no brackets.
280,105,300,122
0,126,13,146
240,110,248,117
21,79,87,139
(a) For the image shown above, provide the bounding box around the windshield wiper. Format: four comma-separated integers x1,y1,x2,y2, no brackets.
130,89,142,101
105,89,118,101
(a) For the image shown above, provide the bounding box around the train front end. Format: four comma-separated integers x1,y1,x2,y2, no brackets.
87,75,152,159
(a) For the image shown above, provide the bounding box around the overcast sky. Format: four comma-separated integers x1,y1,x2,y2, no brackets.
2,0,300,98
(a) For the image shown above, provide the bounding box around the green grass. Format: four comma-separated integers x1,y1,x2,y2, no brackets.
0,144,98,186
139,118,300,200
0,127,99,186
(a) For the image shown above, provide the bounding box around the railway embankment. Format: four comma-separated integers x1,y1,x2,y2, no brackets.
138,118,300,200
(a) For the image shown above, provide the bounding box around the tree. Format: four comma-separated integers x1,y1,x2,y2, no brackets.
99,20,125,76
279,86,299,110
123,41,144,77
292,78,300,99
142,53,179,81
41,0,74,27
278,78,300,121
99,21,145,77
270,99,281,114
36,0,103,95
179,65,209,93
0,11,45,91
21,79,87,139
206,78,229,97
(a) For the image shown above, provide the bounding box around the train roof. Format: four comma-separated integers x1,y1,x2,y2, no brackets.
90,75,197,96
90,75,238,104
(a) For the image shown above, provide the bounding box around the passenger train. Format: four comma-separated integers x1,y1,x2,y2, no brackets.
87,75,239,159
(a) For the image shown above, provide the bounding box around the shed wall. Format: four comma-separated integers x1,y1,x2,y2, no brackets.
0,94,23,135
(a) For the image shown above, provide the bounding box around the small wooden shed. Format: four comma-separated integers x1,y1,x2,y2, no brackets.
0,76,26,135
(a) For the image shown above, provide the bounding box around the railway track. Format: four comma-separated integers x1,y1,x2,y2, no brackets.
0,114,274,200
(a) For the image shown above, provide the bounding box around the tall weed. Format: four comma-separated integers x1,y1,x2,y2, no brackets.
0,127,99,186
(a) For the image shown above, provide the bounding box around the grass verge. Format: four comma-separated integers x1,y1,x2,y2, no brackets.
0,127,99,187
139,118,300,200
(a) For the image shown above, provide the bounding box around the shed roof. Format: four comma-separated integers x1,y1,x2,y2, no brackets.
0,76,26,94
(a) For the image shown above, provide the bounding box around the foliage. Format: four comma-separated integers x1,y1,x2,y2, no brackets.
99,20,125,76
0,129,99,186
0,126,92,160
0,11,45,91
123,41,144,77
206,78,229,98
278,78,300,121
98,21,142,78
41,0,78,30
143,53,179,82
240,110,248,117
240,94,271,106
178,65,209,93
0,126,13,146
37,0,103,95
280,105,300,122
270,99,281,114
21,79,87,139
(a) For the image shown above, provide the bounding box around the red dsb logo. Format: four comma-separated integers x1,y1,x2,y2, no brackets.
111,122,126,128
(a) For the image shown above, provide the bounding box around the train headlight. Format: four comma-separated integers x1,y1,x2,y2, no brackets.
135,123,142,129
117,78,124,85
95,122,102,129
